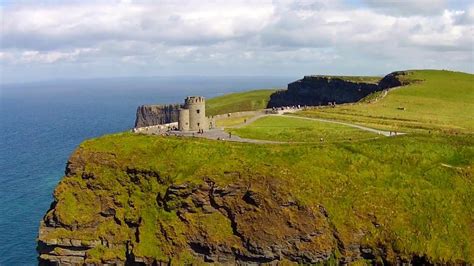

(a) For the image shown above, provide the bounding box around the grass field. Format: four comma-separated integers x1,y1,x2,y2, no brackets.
206,89,278,116
215,114,255,127
298,70,474,133
228,116,378,142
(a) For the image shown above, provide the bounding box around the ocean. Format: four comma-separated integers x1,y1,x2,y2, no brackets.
0,76,295,264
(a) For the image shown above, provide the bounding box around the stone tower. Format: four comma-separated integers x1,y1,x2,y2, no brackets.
184,96,206,131
178,108,189,131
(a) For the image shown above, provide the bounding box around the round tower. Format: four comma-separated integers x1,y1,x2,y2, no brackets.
178,108,189,131
185,96,206,131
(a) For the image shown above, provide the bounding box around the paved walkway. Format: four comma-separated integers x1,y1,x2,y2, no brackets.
168,112,404,144
282,115,404,137
171,128,283,144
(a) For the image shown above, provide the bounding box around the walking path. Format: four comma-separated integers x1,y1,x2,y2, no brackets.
171,129,283,144
168,112,404,144
282,114,403,137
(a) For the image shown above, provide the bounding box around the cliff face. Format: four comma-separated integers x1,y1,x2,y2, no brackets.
37,152,342,265
37,134,472,265
134,104,181,128
267,72,409,108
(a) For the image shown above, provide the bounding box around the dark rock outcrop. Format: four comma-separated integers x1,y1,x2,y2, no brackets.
267,76,381,107
134,104,181,128
267,72,412,108
378,71,409,89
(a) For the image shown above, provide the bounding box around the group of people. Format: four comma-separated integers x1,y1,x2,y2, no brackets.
271,105,303,111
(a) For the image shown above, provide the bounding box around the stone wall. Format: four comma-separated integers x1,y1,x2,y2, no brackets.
134,104,181,128
133,122,178,134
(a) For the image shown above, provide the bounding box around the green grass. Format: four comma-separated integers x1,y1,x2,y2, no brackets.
206,89,278,116
44,131,474,263
228,116,378,142
215,114,255,127
307,75,381,84
299,70,474,133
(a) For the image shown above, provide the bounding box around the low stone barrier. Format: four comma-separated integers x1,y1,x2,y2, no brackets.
133,122,178,134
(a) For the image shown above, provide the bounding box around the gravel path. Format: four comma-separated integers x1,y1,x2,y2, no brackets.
281,115,403,137
168,111,405,144
171,128,283,144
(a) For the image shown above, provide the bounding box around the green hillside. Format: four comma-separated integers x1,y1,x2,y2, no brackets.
40,70,474,264
228,116,378,142
42,132,473,264
299,70,474,133
206,89,278,116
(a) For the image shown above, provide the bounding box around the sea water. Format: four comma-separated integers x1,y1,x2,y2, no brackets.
0,76,294,264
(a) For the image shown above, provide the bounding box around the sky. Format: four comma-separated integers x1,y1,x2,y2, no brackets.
1,0,473,83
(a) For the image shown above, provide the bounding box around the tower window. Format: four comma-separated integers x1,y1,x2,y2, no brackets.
197,109,200,114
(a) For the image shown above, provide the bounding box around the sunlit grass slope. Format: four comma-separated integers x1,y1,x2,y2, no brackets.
229,116,378,142
206,89,278,116
299,70,474,133
51,132,474,263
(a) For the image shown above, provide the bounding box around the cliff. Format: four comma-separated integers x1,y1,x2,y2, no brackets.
134,104,181,128
37,133,473,265
267,72,410,108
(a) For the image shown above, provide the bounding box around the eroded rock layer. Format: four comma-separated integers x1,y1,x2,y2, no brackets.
134,104,181,128
267,72,411,108
37,147,380,265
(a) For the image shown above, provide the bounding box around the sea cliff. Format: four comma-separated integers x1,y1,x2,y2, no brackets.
267,72,410,108
37,132,473,265
135,104,181,128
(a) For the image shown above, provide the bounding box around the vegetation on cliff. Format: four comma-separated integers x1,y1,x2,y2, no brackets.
39,70,474,264
39,131,473,264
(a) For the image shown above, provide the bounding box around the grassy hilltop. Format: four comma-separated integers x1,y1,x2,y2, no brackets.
299,70,474,133
39,70,474,264
206,89,277,116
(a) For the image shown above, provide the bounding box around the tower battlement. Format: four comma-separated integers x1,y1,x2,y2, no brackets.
185,96,205,105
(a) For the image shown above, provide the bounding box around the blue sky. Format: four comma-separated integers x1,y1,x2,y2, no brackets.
1,0,473,83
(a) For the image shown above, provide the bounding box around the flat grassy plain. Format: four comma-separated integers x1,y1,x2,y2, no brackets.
215,114,255,127
229,116,378,142
206,89,277,116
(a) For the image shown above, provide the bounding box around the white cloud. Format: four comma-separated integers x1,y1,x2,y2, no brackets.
0,0,472,83
1,48,99,64
363,0,448,16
